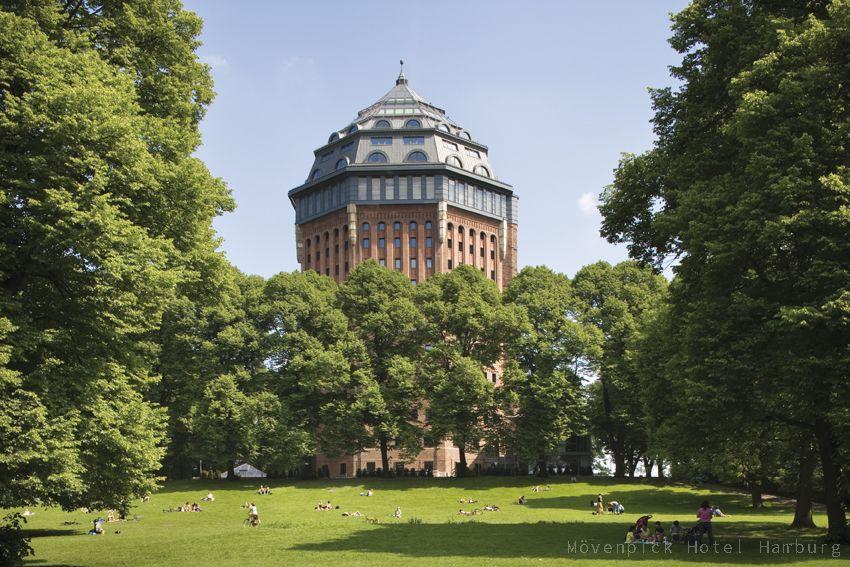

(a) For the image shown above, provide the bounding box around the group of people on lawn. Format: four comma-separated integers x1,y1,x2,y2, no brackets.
622,500,724,545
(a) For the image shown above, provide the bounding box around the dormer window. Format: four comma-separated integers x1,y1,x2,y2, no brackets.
404,119,421,128
367,151,388,163
446,156,463,168
437,124,450,133
474,165,490,177
405,150,427,162
375,119,391,129
348,124,359,134
335,158,347,170
311,169,322,180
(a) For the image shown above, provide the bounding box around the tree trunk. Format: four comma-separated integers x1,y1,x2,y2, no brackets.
644,458,654,479
791,441,817,529
814,419,850,543
227,459,237,481
657,459,666,480
457,446,468,477
613,450,626,478
628,457,638,479
379,435,390,476
749,475,763,508
537,457,549,477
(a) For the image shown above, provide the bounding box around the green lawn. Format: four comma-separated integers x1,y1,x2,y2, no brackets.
14,477,845,566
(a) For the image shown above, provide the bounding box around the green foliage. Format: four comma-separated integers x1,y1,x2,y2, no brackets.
0,513,33,565
501,266,601,468
0,0,231,510
572,261,667,477
600,0,850,540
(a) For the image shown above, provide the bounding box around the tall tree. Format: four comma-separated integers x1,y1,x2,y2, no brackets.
572,261,668,478
0,0,232,512
337,261,424,474
600,0,850,542
501,266,601,475
416,265,520,475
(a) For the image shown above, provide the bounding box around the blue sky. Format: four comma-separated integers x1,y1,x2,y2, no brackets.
183,0,689,278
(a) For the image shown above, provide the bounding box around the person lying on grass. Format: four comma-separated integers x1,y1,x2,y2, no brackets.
359,489,373,497
482,505,500,512
458,497,478,503
341,511,363,517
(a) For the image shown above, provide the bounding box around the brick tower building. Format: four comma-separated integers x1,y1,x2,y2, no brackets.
289,68,519,477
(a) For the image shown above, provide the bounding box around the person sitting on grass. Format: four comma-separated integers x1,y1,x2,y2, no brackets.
88,518,105,535
653,521,665,542
393,507,402,518
191,502,201,512
531,485,541,493
359,489,373,497
638,524,652,542
670,520,682,543
625,526,635,543
711,505,727,517
202,492,214,502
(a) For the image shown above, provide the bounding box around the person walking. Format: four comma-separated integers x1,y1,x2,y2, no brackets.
596,494,604,515
696,500,714,544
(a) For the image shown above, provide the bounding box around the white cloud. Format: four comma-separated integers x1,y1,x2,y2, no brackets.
578,192,598,215
200,54,228,69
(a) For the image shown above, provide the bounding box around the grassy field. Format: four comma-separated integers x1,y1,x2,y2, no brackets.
14,477,845,566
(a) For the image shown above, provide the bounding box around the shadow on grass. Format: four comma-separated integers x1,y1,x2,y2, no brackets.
22,528,80,538
524,488,764,516
290,521,834,562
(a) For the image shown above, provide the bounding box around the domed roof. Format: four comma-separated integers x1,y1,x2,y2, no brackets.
303,66,496,183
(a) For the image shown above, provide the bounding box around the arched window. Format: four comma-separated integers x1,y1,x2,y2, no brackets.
378,222,386,231
334,228,339,239
328,132,340,144
457,226,464,237
460,131,472,140
480,232,486,241
425,220,433,229
410,221,417,231
314,235,320,244
446,156,463,168
474,165,490,177
437,123,450,133
335,158,347,170
404,119,421,128
469,228,475,237
361,222,370,232
306,239,311,248
367,151,388,163
348,124,359,134
375,119,391,129
490,235,496,243
447,222,453,232
324,231,330,241
405,150,427,162
311,169,321,180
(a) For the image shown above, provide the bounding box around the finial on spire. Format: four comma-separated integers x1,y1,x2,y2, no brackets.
396,59,407,85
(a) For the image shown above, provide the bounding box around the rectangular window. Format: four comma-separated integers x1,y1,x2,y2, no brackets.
334,244,339,254
448,238,453,248
366,462,375,473
458,241,463,251
345,262,349,272
491,249,495,260
362,238,370,249
340,141,355,153
480,247,485,257
371,136,392,145
325,268,330,276
425,237,433,248
316,251,321,261
410,258,417,269
394,237,401,248
426,258,433,269
411,279,417,286
335,265,339,275
443,140,458,151
340,463,347,476
379,238,386,248
320,151,333,162
469,244,474,254
448,259,453,269
379,258,386,267
325,247,329,257
491,270,496,280
344,240,349,251
410,237,417,248
465,148,480,158
394,258,402,270
403,136,425,145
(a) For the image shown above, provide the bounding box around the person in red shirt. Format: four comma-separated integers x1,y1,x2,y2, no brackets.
696,500,715,544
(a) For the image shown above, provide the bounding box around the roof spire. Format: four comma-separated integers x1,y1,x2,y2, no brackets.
396,59,407,85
